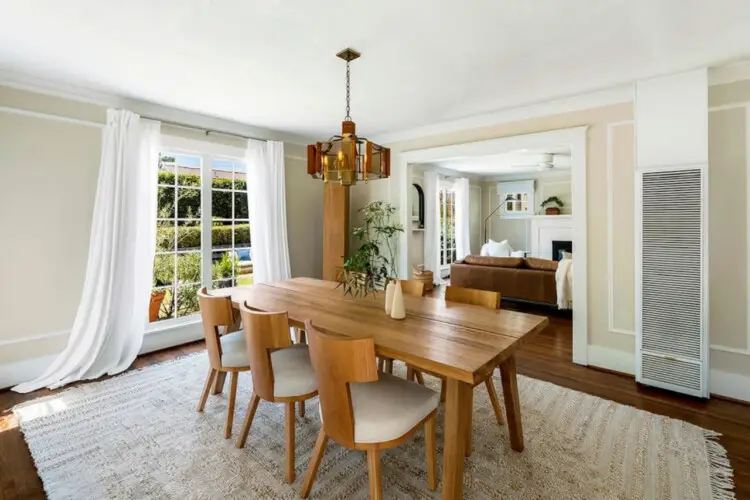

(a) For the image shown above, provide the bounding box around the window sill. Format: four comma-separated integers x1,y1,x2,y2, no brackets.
145,315,201,335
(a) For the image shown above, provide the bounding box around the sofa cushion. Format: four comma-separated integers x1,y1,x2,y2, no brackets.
524,257,559,271
464,255,524,268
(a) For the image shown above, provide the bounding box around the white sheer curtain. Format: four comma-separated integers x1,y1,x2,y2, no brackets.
246,139,291,283
453,177,472,260
423,170,441,281
14,110,160,393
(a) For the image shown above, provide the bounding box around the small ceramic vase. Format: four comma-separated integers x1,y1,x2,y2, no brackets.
385,280,396,314
390,281,406,320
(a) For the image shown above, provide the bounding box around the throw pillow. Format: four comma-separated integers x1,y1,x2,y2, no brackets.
487,239,513,257
480,243,491,256
510,250,525,258
560,250,573,260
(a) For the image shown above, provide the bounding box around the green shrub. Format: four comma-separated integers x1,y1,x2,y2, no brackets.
156,223,251,251
157,171,247,220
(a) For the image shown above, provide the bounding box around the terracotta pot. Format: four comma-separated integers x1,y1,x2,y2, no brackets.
545,207,561,215
149,290,167,322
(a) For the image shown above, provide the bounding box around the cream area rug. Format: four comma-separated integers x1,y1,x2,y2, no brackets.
15,353,734,500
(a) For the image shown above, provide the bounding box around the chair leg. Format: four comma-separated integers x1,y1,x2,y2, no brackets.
298,400,305,418
415,371,425,386
485,377,505,426
212,370,227,395
197,368,217,412
366,449,383,500
300,429,329,498
425,414,437,490
224,371,239,439
294,328,307,344
384,359,393,374
464,388,473,457
406,367,415,382
440,380,446,403
377,358,385,373
285,401,296,483
236,392,260,448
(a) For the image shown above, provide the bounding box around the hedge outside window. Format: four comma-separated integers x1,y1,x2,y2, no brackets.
152,154,203,322
211,158,252,289
150,153,252,324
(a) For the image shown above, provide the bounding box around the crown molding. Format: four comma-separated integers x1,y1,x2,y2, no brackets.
372,85,634,146
708,60,750,87
0,68,315,146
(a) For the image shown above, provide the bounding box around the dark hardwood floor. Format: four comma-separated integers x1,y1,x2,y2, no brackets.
1,299,748,499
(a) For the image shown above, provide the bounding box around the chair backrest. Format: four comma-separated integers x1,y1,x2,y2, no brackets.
198,287,237,369
399,279,426,297
239,303,292,401
305,319,378,448
445,285,501,309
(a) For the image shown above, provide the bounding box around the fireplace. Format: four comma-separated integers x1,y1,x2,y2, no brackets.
551,240,572,261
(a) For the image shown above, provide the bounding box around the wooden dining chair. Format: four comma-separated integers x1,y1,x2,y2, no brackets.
409,285,506,456
300,320,438,499
399,279,426,297
196,288,250,439
378,279,426,374
236,304,318,484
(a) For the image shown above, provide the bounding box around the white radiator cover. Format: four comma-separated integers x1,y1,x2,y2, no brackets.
635,167,709,398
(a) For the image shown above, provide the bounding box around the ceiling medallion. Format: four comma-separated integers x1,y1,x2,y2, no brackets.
307,48,390,186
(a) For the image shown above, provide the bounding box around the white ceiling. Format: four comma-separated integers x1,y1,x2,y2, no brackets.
422,147,572,176
1,0,750,139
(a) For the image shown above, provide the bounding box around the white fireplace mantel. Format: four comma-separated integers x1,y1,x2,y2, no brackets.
530,215,573,260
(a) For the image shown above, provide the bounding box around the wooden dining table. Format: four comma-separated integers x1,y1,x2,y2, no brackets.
221,277,549,499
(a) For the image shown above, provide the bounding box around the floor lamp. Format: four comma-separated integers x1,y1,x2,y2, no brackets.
483,194,514,243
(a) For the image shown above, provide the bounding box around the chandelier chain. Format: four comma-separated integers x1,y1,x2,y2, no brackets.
345,60,351,122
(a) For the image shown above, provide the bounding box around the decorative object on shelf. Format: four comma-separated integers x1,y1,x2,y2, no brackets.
306,48,390,186
385,280,396,314
412,264,434,292
339,201,404,297
412,183,425,228
540,196,564,215
390,280,406,319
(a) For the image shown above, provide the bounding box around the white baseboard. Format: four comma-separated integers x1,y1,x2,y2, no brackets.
587,344,635,375
0,323,204,390
709,369,750,402
0,354,58,390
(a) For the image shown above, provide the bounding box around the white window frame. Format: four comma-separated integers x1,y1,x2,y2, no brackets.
149,135,251,328
439,186,456,272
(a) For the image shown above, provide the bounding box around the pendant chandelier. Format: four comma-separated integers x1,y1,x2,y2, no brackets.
307,48,390,186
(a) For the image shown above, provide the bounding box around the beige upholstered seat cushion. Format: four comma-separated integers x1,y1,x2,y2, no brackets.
271,344,318,398
350,373,439,444
220,331,249,368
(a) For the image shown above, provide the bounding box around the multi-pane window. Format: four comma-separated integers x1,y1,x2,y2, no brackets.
152,153,203,322
211,159,252,289
149,143,253,324
439,188,456,267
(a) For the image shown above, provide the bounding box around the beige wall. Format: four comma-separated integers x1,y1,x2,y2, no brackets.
0,85,319,367
707,81,750,378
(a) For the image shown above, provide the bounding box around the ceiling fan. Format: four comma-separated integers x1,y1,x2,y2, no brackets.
511,152,570,170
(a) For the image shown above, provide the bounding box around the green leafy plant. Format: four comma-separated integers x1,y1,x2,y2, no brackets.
540,196,564,209
340,201,403,297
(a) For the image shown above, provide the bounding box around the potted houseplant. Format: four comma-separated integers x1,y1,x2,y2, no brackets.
340,201,404,297
540,196,564,215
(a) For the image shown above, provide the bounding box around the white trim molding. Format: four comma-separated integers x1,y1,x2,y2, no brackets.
606,120,636,336
710,369,750,402
0,68,314,146
373,85,631,145
0,354,59,390
398,126,589,365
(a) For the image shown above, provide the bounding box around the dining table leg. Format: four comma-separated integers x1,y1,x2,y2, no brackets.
442,377,471,499
499,355,524,452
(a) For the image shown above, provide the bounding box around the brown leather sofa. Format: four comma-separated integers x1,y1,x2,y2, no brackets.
449,255,558,305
